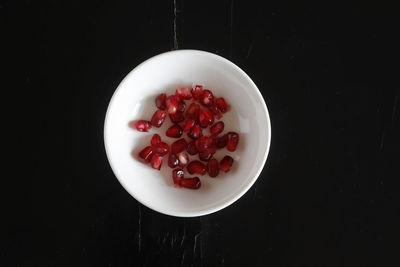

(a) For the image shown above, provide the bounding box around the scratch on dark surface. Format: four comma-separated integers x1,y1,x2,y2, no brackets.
180,251,186,267
193,233,200,261
245,42,254,60
392,95,399,127
138,204,142,254
181,219,186,247
173,0,178,49
229,0,234,58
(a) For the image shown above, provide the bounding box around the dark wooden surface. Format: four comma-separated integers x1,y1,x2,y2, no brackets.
3,0,399,266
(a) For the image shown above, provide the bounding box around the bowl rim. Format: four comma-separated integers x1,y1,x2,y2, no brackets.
104,49,271,217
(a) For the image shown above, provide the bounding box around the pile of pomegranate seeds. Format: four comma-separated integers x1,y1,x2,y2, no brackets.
132,84,239,190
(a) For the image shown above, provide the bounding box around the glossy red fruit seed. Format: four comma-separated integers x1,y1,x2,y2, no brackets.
135,120,152,132
210,121,224,135
168,153,179,168
186,141,198,155
226,132,239,152
187,124,203,139
166,124,183,138
187,160,207,175
171,138,188,154
150,110,167,127
172,168,184,185
177,101,186,113
176,87,192,100
150,153,163,170
151,134,161,146
191,85,203,100
155,93,167,110
183,118,196,132
186,102,200,119
177,152,189,167
216,134,228,148
209,104,222,119
169,112,185,123
198,109,214,128
220,156,234,172
198,146,216,162
200,89,214,107
138,146,154,163
179,177,201,189
153,142,169,155
215,97,230,113
195,136,213,152
207,158,219,177
166,95,180,114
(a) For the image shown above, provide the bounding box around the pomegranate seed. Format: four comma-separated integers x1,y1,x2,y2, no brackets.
186,103,200,119
134,120,152,132
172,168,184,185
138,146,154,163
169,112,185,123
171,138,187,154
220,156,233,172
150,134,161,146
187,124,203,139
199,146,216,162
153,142,169,155
177,101,186,113
166,95,180,114
198,109,214,128
191,85,203,100
195,136,213,152
177,151,189,167
150,153,163,170
155,93,167,110
168,153,179,168
179,177,201,189
216,134,228,148
176,87,192,100
210,121,224,135
200,89,214,107
210,135,218,146
187,141,198,155
187,160,207,175
207,158,219,177
150,110,167,127
209,104,222,119
166,124,183,138
226,132,239,151
215,97,230,113
183,118,196,132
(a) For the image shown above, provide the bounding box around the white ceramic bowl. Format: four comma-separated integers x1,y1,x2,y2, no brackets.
104,50,271,217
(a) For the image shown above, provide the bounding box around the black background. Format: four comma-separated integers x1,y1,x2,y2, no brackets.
2,0,400,266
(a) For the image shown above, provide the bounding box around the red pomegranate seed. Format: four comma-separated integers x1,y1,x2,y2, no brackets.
166,124,183,138
187,160,207,175
153,142,169,155
210,121,224,135
182,118,195,132
198,146,216,162
177,151,189,167
200,89,214,107
187,141,198,155
198,109,214,128
207,158,219,177
216,134,228,148
177,101,186,113
215,97,230,113
209,104,222,119
138,146,154,163
150,153,163,170
166,95,180,114
171,138,187,154
176,87,192,100
150,110,167,127
172,168,184,185
195,136,213,152
134,120,152,132
220,156,234,172
191,85,203,100
155,93,167,110
226,132,239,151
169,112,185,123
210,135,218,146
179,177,201,189
186,103,200,119
150,134,161,146
168,153,179,168
187,124,203,139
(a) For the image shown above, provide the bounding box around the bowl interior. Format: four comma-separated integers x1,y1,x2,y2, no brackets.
104,50,271,217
